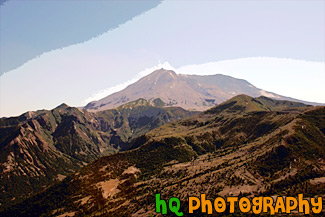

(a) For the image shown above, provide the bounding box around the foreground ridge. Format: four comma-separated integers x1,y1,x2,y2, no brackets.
3,95,325,216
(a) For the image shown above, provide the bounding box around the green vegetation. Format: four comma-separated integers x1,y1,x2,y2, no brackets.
1,95,324,216
0,98,196,210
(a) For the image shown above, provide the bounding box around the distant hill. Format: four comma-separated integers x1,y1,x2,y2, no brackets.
84,69,318,112
4,95,325,216
0,99,196,209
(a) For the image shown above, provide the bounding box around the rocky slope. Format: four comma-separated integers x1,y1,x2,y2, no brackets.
84,69,315,112
4,95,324,216
0,98,196,210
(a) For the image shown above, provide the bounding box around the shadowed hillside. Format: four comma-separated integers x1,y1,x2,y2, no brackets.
0,98,196,210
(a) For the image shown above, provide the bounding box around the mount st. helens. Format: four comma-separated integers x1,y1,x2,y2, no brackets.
0,99,197,209
3,95,325,216
1,68,324,215
84,69,315,112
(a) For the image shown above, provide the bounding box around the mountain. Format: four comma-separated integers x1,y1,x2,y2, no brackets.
84,69,316,112
0,99,196,210
4,95,324,216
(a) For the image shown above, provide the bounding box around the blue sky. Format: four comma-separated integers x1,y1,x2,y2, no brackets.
0,0,324,117
0,0,162,74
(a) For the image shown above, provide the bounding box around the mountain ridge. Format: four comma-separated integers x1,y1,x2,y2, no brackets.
3,95,324,216
0,98,197,209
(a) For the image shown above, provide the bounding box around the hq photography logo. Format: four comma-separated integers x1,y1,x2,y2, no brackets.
155,194,323,216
